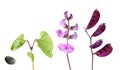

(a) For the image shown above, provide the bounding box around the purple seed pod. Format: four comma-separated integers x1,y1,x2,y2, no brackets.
86,9,100,29
90,39,103,49
95,44,113,57
92,23,106,37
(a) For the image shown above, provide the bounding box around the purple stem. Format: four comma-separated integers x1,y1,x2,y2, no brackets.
26,39,36,70
85,29,94,70
90,37,94,70
66,19,72,70
66,53,71,70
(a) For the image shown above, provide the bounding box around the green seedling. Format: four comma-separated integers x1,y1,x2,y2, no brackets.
10,31,53,70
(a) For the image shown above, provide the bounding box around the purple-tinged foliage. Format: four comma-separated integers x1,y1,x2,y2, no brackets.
86,9,100,29
92,23,106,37
95,44,113,57
58,43,74,53
90,39,103,49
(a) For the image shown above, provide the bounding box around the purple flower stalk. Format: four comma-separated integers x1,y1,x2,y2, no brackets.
56,11,78,70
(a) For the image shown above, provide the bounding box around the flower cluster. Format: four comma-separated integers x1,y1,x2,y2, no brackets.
56,11,78,53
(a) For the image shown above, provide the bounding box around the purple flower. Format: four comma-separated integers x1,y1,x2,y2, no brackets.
69,32,78,39
56,30,68,38
70,23,78,31
59,19,67,28
69,13,73,20
58,43,74,53
64,11,69,20
56,30,63,37
64,11,73,20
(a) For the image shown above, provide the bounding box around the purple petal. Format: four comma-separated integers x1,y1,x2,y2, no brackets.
69,32,78,39
58,43,74,53
63,30,68,38
70,23,78,31
59,19,67,28
69,13,73,20
64,11,69,20
56,30,63,37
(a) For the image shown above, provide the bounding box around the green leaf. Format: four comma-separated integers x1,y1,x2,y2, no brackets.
11,34,26,51
27,52,34,62
37,31,53,58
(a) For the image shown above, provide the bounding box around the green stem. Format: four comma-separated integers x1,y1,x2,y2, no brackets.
32,62,35,70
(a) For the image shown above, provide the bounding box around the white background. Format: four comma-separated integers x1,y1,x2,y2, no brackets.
0,0,120,70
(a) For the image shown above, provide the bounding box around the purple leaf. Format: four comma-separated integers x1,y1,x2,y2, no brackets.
92,23,106,37
58,43,74,53
90,39,103,49
95,44,113,57
86,9,100,29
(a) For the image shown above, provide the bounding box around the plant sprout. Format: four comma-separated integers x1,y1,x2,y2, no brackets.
85,9,113,70
10,31,53,70
56,11,78,70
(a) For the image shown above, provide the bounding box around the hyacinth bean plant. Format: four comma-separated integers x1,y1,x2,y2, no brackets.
85,9,113,70
10,31,53,70
56,11,78,70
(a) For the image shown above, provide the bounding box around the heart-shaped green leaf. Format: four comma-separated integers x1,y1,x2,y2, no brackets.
27,52,34,62
37,31,53,58
11,34,26,51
